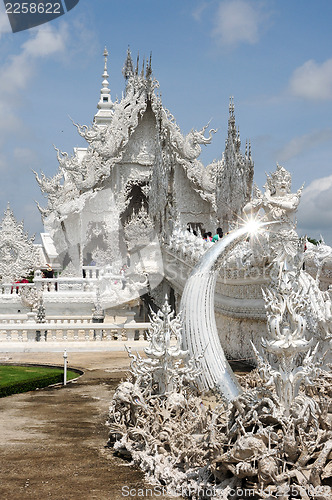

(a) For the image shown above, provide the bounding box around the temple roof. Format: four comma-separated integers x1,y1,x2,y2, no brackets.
35,48,218,219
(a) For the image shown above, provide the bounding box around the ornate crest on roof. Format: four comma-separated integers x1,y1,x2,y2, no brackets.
124,203,154,250
0,204,38,283
35,48,218,219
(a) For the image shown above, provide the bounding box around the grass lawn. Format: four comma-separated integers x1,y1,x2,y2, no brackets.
0,365,80,397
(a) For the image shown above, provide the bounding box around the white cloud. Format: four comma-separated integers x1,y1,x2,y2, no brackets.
0,23,69,148
13,147,38,163
289,58,332,100
0,9,11,39
297,175,332,244
212,0,270,47
0,24,68,94
277,129,332,162
0,153,6,172
23,23,68,57
192,2,209,21
0,100,23,134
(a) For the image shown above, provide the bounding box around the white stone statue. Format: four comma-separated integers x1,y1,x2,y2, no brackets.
0,204,39,284
107,282,332,497
125,296,201,395
243,163,303,272
253,271,321,415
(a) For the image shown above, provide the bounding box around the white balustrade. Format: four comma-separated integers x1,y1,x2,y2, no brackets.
0,320,150,342
0,282,34,295
0,315,93,324
33,269,100,294
82,266,100,279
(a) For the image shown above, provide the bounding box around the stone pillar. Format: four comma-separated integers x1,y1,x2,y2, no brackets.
26,312,37,341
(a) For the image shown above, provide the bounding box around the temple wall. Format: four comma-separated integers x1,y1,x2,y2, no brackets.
44,188,122,270
215,312,267,364
173,166,214,232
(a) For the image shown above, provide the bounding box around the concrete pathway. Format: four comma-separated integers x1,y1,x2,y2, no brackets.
0,351,178,500
0,340,149,353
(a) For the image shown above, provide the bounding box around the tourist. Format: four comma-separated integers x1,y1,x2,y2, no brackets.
207,232,213,241
212,227,223,242
187,224,198,236
120,266,127,289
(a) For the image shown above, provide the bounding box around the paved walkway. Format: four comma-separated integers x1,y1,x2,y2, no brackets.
0,350,178,500
0,340,149,353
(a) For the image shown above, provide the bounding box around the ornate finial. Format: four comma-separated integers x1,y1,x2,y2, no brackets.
226,96,237,150
122,45,134,80
94,46,113,124
103,46,108,64
229,96,234,117
146,51,152,79
101,46,110,91
101,46,110,93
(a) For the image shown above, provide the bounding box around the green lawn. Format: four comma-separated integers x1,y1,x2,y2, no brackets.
0,365,80,398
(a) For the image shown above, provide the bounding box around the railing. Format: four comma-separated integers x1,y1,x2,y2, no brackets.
0,315,93,325
0,282,34,295
0,266,132,298
0,267,101,296
0,321,150,342
82,266,100,279
33,266,125,293
34,277,96,293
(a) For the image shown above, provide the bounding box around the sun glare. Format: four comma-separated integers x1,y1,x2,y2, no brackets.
244,218,261,234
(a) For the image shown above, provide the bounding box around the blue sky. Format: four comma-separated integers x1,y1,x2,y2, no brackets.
0,0,332,244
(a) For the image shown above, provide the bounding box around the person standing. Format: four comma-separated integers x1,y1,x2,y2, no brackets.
212,227,223,242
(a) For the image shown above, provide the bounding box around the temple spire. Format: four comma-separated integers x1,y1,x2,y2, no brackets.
146,52,152,79
94,47,113,126
122,46,134,80
226,96,237,151
215,96,254,230
229,96,235,118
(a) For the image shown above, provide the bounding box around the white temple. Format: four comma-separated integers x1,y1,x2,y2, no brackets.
3,48,253,312
34,48,253,275
0,47,331,364
1,47,330,496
